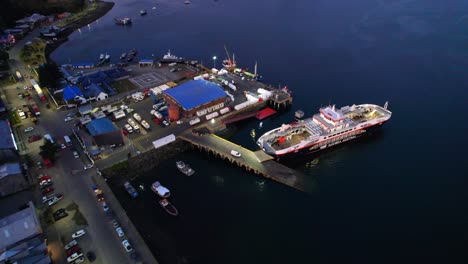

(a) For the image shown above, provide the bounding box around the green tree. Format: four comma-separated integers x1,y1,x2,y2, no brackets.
39,138,60,162
38,63,62,89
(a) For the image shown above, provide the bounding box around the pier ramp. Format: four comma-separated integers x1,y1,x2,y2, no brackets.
180,132,308,191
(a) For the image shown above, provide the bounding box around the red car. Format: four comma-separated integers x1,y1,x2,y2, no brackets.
28,134,42,143
39,175,51,182
66,245,81,256
42,187,54,195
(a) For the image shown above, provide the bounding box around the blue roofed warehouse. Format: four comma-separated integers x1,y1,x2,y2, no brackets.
162,80,228,118
85,118,123,147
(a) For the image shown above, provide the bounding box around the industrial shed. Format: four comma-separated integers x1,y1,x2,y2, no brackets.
162,80,228,117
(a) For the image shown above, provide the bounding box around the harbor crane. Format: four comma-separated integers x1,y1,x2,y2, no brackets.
223,45,236,71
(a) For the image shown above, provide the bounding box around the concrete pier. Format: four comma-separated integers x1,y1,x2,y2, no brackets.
180,132,307,191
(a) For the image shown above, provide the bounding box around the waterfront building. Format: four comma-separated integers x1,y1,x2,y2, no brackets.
162,79,228,118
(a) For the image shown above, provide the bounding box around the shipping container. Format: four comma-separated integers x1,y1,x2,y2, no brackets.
189,117,201,126
219,107,231,115
205,111,219,120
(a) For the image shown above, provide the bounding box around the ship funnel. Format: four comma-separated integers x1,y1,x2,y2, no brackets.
384,101,388,110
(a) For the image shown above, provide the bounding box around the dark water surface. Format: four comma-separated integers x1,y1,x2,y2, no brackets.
52,0,468,263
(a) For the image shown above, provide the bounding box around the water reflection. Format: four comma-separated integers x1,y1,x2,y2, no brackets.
212,175,224,187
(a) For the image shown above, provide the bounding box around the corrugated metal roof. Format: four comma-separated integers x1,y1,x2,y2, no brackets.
163,80,227,110
86,118,118,136
0,120,15,150
0,163,22,179
63,85,84,100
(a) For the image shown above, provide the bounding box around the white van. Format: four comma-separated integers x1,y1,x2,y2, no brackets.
230,150,241,157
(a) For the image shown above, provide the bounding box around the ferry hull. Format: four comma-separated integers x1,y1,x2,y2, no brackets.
266,121,387,161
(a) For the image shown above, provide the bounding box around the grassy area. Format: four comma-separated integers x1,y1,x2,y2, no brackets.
109,79,138,94
72,210,88,226
20,41,47,66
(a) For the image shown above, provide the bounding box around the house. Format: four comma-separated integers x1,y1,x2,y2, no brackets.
0,202,50,263
83,83,108,101
0,163,28,197
62,85,85,103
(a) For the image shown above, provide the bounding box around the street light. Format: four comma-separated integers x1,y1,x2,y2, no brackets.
212,56,217,69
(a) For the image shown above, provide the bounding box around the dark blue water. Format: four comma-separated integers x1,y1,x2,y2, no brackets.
52,0,468,263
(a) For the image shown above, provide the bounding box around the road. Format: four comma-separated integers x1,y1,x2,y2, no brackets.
5,24,155,264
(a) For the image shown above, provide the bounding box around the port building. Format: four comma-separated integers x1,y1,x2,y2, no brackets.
162,79,228,118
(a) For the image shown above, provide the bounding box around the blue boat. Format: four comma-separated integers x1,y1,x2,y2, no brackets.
124,181,138,198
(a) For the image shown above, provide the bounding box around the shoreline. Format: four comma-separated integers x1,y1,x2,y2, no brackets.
44,1,115,63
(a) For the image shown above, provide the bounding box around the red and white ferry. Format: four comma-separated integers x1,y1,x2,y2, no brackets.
256,102,392,158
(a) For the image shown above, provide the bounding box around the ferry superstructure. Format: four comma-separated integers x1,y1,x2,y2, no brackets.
256,103,392,158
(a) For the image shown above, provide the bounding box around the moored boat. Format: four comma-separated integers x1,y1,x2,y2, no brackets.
99,54,104,61
256,102,392,159
120,53,127,60
161,50,183,62
124,181,138,198
184,0,191,4
176,161,195,176
115,17,132,25
159,199,178,216
140,10,147,15
104,54,110,62
151,181,170,198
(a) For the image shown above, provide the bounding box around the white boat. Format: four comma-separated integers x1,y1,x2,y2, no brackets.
162,50,183,62
120,53,127,60
184,0,191,4
151,181,170,198
140,10,147,15
104,54,110,61
176,161,195,176
99,54,104,61
152,6,156,10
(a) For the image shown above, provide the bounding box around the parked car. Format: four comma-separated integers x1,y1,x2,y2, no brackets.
116,227,124,237
24,127,34,132
53,210,68,221
84,164,94,170
28,134,42,143
47,194,63,206
73,151,79,158
96,193,105,202
111,219,119,228
101,202,109,212
64,116,74,122
39,181,53,189
67,253,83,263
230,150,241,158
72,256,85,264
72,229,86,239
42,187,54,195
64,239,78,250
122,240,133,252
133,113,142,122
162,120,170,127
66,245,81,256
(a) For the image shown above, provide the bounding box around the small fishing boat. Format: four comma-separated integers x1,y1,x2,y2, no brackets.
120,53,127,60
104,54,110,62
127,55,134,62
159,199,178,216
99,54,104,61
184,0,191,4
129,48,138,56
151,181,170,198
152,6,157,10
124,181,138,198
140,10,147,16
176,161,195,176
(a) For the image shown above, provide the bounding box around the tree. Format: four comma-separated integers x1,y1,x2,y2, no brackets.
0,50,9,61
39,138,60,162
38,63,62,89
